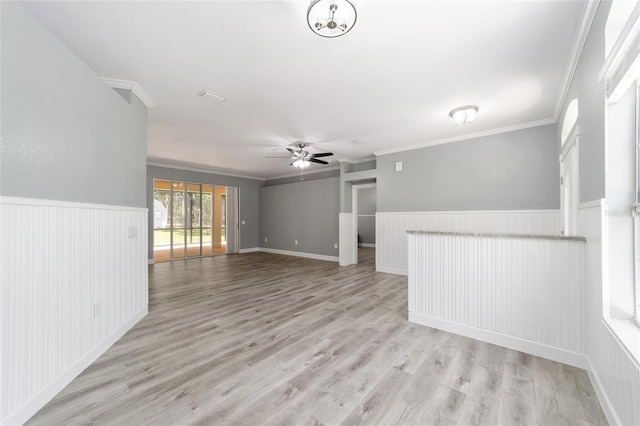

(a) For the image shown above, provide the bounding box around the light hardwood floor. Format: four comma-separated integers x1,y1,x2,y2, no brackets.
28,248,607,425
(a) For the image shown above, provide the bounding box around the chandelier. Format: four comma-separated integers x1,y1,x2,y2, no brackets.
307,0,358,38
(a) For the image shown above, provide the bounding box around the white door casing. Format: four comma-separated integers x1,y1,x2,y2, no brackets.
561,125,580,236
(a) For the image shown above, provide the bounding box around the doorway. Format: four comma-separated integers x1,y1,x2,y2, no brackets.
153,179,238,262
560,125,579,236
352,183,376,265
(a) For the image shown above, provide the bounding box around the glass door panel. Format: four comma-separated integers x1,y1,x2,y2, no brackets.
202,185,213,257
153,179,172,263
152,179,215,261
214,186,227,254
186,183,202,257
171,182,186,259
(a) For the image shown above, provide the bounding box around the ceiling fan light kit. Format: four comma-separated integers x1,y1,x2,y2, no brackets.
292,158,311,169
268,143,334,169
449,105,479,124
307,0,357,38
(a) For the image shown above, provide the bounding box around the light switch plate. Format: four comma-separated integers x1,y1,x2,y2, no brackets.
395,161,403,172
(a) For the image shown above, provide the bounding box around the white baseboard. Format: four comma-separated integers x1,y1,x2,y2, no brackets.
239,247,260,254
359,243,376,248
376,266,408,276
408,312,588,369
259,247,338,262
148,259,155,265
585,356,622,426
4,307,148,426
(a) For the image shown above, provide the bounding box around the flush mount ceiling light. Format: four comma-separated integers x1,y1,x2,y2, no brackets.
307,0,357,38
449,105,479,124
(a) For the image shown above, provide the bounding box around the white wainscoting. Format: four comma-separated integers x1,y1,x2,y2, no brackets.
339,213,355,266
0,197,149,425
377,210,562,275
408,231,586,368
579,201,640,426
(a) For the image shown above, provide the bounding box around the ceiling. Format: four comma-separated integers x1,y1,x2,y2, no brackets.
20,1,588,180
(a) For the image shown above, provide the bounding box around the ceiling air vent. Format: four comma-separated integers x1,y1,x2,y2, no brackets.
198,90,226,103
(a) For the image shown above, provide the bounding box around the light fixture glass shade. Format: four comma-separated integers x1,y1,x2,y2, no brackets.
449,106,479,124
293,158,310,169
307,0,357,38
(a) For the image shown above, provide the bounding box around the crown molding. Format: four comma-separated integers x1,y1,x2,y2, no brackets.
101,77,155,108
147,161,266,181
553,0,600,122
373,117,555,157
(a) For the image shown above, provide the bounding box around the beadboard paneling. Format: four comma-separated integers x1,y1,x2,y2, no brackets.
377,210,562,274
0,197,148,425
580,202,640,426
408,232,585,367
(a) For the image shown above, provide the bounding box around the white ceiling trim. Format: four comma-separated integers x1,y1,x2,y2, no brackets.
147,161,265,181
552,0,600,122
268,166,341,180
373,117,556,157
101,77,155,108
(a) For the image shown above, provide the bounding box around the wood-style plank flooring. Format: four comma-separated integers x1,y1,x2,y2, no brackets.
28,248,607,425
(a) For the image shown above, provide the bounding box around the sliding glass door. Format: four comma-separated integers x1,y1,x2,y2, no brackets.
153,179,237,262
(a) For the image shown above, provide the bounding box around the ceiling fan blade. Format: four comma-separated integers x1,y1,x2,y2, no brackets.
308,158,329,165
309,152,333,158
286,148,297,155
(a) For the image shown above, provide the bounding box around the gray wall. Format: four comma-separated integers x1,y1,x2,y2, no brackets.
376,124,560,212
1,2,147,208
260,177,339,257
357,186,376,244
147,165,263,259
265,168,339,186
352,160,376,172
557,2,608,203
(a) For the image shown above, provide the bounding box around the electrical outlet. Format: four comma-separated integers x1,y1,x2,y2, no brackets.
334,243,338,249
264,237,268,243
94,302,101,318
128,226,137,238
241,220,246,225
294,240,298,245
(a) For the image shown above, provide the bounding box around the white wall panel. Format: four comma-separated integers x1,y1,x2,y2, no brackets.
0,197,148,425
408,232,585,367
339,213,355,266
377,210,562,274
580,202,640,426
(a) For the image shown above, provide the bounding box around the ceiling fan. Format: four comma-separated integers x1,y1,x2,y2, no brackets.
267,143,334,169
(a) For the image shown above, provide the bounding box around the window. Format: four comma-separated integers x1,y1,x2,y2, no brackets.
603,0,640,345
